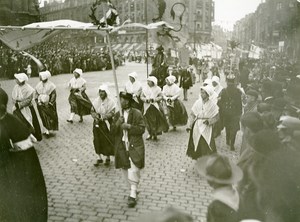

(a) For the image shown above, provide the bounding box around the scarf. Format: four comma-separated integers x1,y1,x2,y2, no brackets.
12,83,35,126
68,77,86,89
142,85,162,114
35,80,56,103
191,98,219,150
92,97,115,129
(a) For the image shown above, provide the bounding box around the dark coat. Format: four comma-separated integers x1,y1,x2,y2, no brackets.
111,108,145,169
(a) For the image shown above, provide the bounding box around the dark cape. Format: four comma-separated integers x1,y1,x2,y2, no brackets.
37,90,59,131
68,90,92,116
0,113,48,222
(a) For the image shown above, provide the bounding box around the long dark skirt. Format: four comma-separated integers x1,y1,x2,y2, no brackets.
187,124,216,160
37,103,59,131
93,121,115,156
144,105,169,136
167,99,188,127
68,91,92,116
13,106,42,141
0,147,48,222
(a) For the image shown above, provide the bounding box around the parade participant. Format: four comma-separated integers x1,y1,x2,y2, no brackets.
151,45,168,88
140,76,169,141
67,68,92,123
12,73,42,141
179,67,193,101
111,92,146,208
202,79,218,104
186,86,219,160
162,75,188,131
0,88,48,222
124,72,143,111
91,84,115,167
212,76,223,96
218,75,243,151
35,71,59,138
196,154,243,222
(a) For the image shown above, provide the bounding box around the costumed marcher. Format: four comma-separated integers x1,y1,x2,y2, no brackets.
140,76,169,141
179,67,193,101
12,73,42,141
212,76,223,96
202,79,218,104
186,85,219,160
67,68,92,123
91,84,116,167
211,76,223,138
162,75,188,131
196,154,243,222
35,71,59,138
218,75,243,151
150,45,168,88
0,88,48,221
111,92,146,208
124,72,143,111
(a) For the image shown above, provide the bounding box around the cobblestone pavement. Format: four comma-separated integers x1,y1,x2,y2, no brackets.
0,63,241,222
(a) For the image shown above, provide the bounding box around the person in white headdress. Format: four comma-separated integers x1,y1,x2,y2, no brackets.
212,76,223,96
140,76,169,141
35,71,58,137
12,73,42,141
186,85,219,160
162,75,188,131
91,84,116,166
202,79,218,104
67,68,92,123
124,72,143,111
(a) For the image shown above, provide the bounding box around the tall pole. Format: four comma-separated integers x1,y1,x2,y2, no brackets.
194,18,196,52
102,3,122,116
145,0,149,77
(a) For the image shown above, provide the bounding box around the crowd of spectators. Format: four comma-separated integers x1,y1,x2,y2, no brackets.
0,38,125,79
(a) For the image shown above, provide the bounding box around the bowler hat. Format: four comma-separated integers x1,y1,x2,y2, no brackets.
196,154,243,184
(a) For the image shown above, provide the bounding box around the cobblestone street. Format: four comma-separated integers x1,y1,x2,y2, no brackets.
1,63,241,222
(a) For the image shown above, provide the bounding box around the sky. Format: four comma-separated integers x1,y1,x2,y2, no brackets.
213,0,263,31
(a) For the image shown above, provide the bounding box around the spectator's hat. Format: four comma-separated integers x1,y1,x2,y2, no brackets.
14,73,28,83
196,154,243,184
249,130,281,156
277,116,300,130
246,90,259,99
73,68,83,76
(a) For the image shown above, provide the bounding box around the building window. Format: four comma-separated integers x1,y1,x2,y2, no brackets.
276,2,282,10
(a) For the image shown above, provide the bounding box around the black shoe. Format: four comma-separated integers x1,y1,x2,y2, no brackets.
67,119,73,124
79,117,83,123
172,127,176,131
127,196,137,208
104,158,110,166
43,132,54,138
230,145,235,151
153,136,158,141
146,135,152,140
94,159,103,167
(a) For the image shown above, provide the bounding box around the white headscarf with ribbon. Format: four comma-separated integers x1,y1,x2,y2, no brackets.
14,73,28,83
35,71,56,104
125,72,142,99
142,76,161,114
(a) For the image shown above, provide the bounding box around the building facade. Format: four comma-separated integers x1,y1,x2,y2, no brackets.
233,0,300,60
40,0,214,46
0,0,40,25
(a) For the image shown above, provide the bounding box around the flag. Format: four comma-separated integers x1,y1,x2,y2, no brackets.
99,0,120,28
